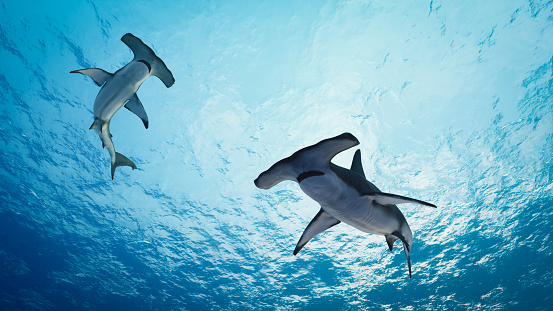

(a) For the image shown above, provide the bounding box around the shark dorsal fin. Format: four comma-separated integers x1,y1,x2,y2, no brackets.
350,149,365,178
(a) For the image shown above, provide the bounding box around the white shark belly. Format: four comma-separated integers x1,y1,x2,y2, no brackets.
98,124,116,163
300,174,400,236
93,62,149,121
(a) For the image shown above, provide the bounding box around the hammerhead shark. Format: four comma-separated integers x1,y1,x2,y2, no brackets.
255,133,436,278
71,33,175,179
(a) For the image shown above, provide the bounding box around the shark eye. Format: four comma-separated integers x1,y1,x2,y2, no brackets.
297,171,325,183
137,59,151,72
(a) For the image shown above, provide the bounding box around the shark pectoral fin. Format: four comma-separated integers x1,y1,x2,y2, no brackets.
124,95,149,129
111,152,137,180
294,208,341,255
70,68,113,86
121,33,175,88
385,235,398,251
366,192,437,208
350,149,365,178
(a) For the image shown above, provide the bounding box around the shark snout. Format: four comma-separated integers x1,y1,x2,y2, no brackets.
254,174,271,189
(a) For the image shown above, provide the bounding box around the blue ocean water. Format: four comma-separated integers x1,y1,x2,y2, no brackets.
1,0,552,310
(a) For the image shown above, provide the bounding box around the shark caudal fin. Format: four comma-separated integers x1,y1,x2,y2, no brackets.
121,33,175,88
402,242,412,279
111,152,137,180
391,231,412,279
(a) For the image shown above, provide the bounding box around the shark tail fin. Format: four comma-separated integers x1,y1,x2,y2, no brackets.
111,152,137,180
121,33,175,88
402,241,412,279
392,230,412,278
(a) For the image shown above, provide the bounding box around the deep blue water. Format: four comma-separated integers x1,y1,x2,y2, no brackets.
1,0,552,310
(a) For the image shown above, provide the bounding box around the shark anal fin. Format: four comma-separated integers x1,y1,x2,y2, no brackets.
350,149,365,178
124,94,149,129
366,192,437,208
111,152,137,180
121,33,175,88
70,68,113,87
294,208,341,255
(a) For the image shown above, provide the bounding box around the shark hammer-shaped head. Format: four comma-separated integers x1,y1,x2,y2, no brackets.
254,133,359,189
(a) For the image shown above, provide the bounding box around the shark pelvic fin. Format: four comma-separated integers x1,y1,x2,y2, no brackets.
89,119,105,133
385,235,398,251
89,119,103,132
